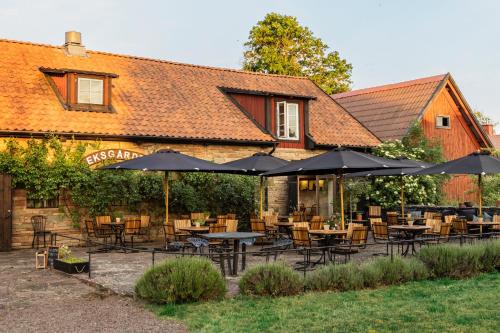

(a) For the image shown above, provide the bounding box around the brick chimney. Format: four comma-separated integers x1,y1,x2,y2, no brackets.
482,123,494,136
64,31,86,57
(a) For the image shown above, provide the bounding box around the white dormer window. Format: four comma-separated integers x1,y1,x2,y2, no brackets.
77,77,104,105
276,101,299,140
436,115,451,129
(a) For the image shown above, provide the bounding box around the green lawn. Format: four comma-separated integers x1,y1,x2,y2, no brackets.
153,272,500,333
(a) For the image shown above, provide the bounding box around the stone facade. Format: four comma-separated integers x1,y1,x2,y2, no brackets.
4,137,327,249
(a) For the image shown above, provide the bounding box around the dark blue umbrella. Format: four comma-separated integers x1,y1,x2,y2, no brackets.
101,149,240,223
346,158,435,216
224,152,289,218
262,148,415,229
413,152,500,215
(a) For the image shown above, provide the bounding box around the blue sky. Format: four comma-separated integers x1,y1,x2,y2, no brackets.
1,0,499,128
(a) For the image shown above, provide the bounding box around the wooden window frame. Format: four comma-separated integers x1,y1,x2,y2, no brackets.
436,115,451,129
276,100,300,141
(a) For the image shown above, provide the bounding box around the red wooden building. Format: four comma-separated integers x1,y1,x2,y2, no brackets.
333,74,493,203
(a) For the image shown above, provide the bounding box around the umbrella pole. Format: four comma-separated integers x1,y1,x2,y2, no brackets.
339,175,345,230
259,176,264,220
478,174,482,217
400,176,405,218
164,171,169,225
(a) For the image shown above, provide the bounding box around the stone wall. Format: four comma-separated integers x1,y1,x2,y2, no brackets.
3,138,327,249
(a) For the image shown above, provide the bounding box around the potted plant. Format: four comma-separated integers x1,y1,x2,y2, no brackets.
53,245,89,274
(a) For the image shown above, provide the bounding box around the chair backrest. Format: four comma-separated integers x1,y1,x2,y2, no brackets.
163,223,175,241
293,221,309,229
452,219,468,234
225,219,238,232
190,212,206,221
369,206,381,217
425,219,441,233
386,212,398,226
263,214,278,227
439,222,451,237
347,222,363,239
372,222,388,240
310,216,324,230
250,218,266,233
493,215,500,222
140,215,151,228
96,215,111,226
226,213,236,220
292,227,311,247
292,211,303,222
125,218,141,235
31,215,47,232
84,219,95,236
173,219,191,233
369,217,383,227
209,224,226,233
423,211,434,220
351,226,368,245
216,215,227,226
444,215,456,224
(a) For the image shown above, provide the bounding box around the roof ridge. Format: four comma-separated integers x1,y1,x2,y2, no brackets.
0,37,310,80
332,74,448,99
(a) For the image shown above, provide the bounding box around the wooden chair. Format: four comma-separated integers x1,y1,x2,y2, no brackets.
452,218,468,235
84,219,96,240
332,226,367,263
369,217,383,228
190,212,206,222
92,219,113,249
310,216,324,230
372,222,396,255
124,217,142,248
95,215,111,227
444,215,457,224
346,222,363,240
292,227,312,248
292,211,303,222
293,221,310,229
225,219,238,232
386,212,399,226
226,213,236,220
423,211,435,220
216,215,227,226
424,219,441,236
173,219,191,241
31,215,51,249
138,215,151,241
369,205,381,218
425,223,451,244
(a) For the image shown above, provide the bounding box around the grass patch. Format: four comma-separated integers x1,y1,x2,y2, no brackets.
153,272,500,332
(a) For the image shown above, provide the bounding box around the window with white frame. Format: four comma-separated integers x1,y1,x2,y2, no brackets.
276,101,299,140
77,77,104,105
436,115,451,129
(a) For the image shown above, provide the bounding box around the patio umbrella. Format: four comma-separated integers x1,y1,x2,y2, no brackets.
346,159,435,217
223,152,289,219
413,151,500,216
100,149,240,224
262,148,415,229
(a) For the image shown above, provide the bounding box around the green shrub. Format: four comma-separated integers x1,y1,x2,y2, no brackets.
363,257,429,286
305,263,364,292
239,263,303,297
135,257,226,304
418,240,500,279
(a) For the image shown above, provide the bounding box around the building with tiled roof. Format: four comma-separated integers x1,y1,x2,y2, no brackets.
333,73,493,203
1,32,381,248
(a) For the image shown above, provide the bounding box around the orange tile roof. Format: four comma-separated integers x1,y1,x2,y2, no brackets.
332,74,447,141
0,38,379,147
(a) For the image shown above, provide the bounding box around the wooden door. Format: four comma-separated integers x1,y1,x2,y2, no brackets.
0,174,12,251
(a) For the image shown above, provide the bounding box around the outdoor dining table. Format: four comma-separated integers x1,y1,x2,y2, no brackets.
178,226,210,235
275,222,294,238
100,222,125,248
201,232,264,276
467,221,500,236
308,229,348,264
389,225,431,256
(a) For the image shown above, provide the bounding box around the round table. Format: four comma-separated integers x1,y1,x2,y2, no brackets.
467,221,500,236
201,232,264,275
178,226,210,235
389,225,431,256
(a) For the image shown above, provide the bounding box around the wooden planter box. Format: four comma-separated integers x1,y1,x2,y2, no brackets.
53,259,89,274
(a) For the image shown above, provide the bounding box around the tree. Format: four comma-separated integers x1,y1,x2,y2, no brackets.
243,13,352,94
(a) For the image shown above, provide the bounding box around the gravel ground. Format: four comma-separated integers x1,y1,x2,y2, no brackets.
0,249,186,333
